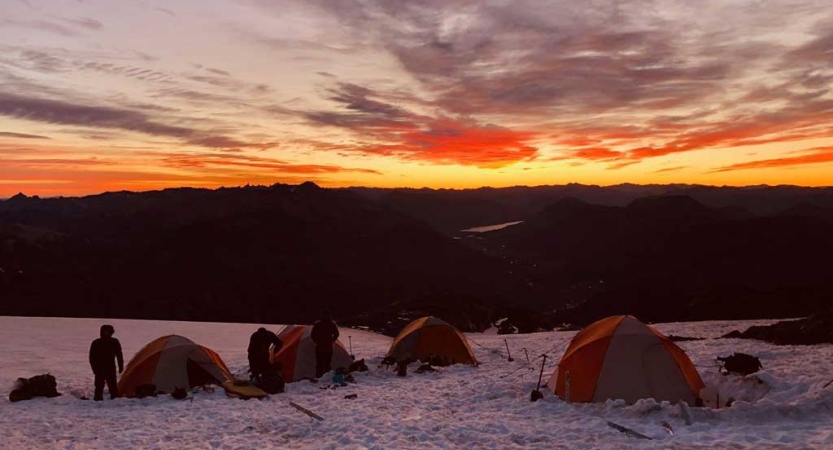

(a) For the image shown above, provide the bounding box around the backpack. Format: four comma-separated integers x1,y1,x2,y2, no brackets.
256,370,285,394
717,353,763,376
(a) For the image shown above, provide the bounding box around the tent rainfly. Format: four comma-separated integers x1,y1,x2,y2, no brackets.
387,316,478,366
118,335,232,397
547,315,704,404
271,325,352,382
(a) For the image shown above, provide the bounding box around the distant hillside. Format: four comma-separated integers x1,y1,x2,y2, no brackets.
0,183,533,329
477,195,833,324
3,183,832,330
350,184,833,233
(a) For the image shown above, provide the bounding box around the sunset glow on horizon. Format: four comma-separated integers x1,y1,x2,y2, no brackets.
1,0,832,197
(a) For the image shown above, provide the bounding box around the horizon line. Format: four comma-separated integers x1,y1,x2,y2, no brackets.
4,180,833,201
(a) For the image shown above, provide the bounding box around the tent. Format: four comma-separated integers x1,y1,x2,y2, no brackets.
387,316,478,366
546,315,704,404
118,335,232,397
271,325,352,382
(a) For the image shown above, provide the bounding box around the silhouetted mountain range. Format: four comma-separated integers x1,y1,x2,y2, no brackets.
351,184,833,234
0,183,533,329
2,183,832,330
477,194,833,323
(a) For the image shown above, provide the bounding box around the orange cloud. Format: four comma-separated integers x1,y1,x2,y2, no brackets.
713,146,833,172
359,119,539,168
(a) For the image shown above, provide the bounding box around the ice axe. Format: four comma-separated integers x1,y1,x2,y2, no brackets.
530,354,547,402
504,339,514,362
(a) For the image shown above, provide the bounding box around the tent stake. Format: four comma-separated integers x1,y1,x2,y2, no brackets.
348,336,354,360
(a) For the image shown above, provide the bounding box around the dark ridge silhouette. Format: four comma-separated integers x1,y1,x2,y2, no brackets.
349,184,833,234
2,183,832,329
0,183,533,330
722,309,833,345
475,195,833,324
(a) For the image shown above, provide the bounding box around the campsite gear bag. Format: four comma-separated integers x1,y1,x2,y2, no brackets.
255,371,285,394
9,374,61,402
717,353,762,376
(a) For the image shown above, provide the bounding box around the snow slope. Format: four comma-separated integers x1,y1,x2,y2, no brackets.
1,316,832,449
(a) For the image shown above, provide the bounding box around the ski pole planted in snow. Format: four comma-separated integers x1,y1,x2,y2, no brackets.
504,339,514,362
523,348,530,363
290,401,324,421
530,354,547,402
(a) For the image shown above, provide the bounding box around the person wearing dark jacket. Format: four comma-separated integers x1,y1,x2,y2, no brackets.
89,324,123,401
310,311,339,378
248,327,283,379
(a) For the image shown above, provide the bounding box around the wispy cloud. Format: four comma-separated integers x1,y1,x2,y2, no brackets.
0,92,275,151
0,131,50,139
713,147,833,172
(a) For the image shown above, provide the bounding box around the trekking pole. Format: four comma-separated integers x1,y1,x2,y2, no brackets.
530,354,547,402
523,348,530,363
348,336,354,360
504,339,514,362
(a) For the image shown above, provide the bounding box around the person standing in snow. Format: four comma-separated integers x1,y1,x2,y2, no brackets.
89,324,124,401
247,327,283,379
311,310,339,378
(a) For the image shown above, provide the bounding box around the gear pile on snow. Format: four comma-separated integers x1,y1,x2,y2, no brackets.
717,353,763,376
9,374,61,402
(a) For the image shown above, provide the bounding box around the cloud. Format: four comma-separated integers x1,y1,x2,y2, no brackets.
0,92,194,138
356,119,539,168
264,0,833,170
57,17,104,31
186,136,278,151
1,157,114,166
149,152,382,175
713,147,833,172
299,82,539,167
0,131,50,139
206,68,231,76
0,92,275,151
0,19,79,37
654,166,686,173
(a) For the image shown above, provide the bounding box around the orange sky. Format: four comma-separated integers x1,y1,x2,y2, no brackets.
1,0,832,197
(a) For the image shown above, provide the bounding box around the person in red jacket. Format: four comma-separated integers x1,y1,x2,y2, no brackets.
89,324,123,401
310,311,339,378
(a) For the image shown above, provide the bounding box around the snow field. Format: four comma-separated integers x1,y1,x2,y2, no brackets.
1,317,832,449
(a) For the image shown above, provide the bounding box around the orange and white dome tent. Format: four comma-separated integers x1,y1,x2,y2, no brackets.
387,316,478,366
547,315,704,404
271,325,352,382
118,335,232,397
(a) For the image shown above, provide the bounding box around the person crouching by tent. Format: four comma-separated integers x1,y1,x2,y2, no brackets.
311,310,339,378
248,327,282,379
89,324,124,401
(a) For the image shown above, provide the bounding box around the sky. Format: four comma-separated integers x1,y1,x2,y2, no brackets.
1,0,832,197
